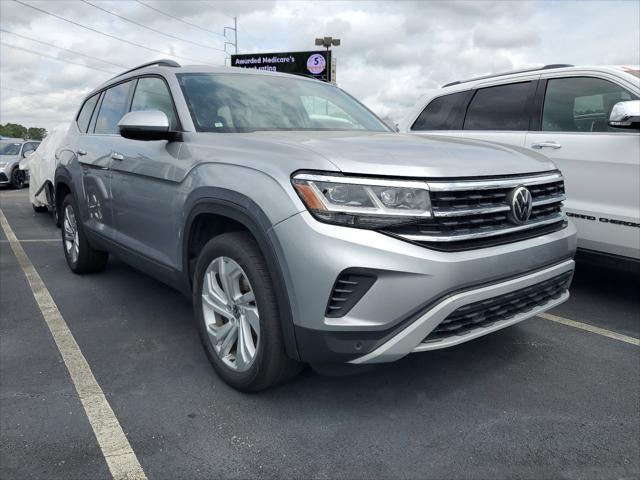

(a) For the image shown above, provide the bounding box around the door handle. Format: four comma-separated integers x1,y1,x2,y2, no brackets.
76,149,87,156
531,141,562,150
110,152,124,161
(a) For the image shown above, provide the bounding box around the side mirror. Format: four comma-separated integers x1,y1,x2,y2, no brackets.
609,100,640,129
118,110,181,141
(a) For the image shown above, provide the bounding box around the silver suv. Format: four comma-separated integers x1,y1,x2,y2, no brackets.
56,60,577,391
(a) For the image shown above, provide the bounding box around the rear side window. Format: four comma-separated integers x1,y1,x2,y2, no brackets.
130,77,178,130
94,81,134,134
76,94,99,133
542,77,637,132
464,82,531,131
412,91,468,130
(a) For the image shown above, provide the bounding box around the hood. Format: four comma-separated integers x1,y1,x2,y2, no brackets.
243,131,557,178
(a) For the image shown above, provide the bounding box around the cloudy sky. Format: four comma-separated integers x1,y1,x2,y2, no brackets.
1,0,639,131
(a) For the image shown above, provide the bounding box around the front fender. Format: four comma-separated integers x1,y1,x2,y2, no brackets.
182,189,301,361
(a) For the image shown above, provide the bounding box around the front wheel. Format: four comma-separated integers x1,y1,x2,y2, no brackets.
61,194,108,274
193,232,301,392
10,167,25,189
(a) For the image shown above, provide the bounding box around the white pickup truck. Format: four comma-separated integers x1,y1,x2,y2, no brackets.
399,65,640,267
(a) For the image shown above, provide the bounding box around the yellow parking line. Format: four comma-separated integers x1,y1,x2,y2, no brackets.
0,208,147,480
538,312,640,346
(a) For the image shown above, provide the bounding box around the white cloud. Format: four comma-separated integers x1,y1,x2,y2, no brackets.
1,0,639,130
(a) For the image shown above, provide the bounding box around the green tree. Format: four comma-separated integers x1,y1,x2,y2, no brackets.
0,123,27,139
0,123,47,140
26,127,47,140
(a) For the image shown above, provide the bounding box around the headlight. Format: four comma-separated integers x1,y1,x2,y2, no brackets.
291,172,432,228
0,162,8,168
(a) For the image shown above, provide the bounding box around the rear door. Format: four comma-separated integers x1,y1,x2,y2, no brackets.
109,75,184,270
460,80,538,148
73,89,118,240
525,75,640,259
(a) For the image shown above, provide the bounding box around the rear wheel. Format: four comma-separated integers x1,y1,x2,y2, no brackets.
61,194,108,274
10,167,25,189
32,204,48,213
193,231,301,392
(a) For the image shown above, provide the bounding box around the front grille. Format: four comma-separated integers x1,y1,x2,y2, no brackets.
325,271,376,318
0,172,7,182
422,271,572,342
383,172,566,251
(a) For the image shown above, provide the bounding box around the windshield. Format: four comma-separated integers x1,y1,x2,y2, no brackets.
0,143,21,155
177,73,389,133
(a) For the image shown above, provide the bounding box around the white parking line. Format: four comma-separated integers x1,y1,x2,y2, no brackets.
538,312,640,346
0,238,59,243
0,208,147,480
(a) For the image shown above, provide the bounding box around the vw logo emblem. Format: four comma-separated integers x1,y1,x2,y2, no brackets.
508,186,533,224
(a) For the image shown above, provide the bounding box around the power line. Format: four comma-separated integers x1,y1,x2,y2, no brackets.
81,0,226,53
0,42,118,74
12,0,217,66
0,28,127,69
0,86,88,97
134,0,226,39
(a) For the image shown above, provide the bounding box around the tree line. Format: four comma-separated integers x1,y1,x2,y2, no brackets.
0,123,48,140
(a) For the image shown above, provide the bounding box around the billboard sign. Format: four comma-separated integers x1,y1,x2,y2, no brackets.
230,50,332,83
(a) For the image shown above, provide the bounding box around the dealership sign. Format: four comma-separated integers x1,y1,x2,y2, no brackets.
230,50,332,83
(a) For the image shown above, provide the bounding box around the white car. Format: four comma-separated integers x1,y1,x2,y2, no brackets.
399,65,640,266
19,123,70,222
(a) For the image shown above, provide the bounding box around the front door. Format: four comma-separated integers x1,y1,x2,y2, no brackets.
109,76,185,271
525,76,640,259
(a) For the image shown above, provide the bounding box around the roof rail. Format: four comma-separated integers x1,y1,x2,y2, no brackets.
442,64,574,88
108,59,181,81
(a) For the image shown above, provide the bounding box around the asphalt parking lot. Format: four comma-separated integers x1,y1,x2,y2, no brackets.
1,187,638,480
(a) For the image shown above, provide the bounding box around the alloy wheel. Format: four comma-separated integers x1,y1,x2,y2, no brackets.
201,256,260,371
63,204,79,264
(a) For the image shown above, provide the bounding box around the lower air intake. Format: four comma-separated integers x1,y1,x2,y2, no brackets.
423,271,573,342
325,271,376,318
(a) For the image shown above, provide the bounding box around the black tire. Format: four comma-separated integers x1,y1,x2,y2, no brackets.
46,184,61,227
32,204,48,213
61,194,108,274
10,167,26,189
193,231,302,392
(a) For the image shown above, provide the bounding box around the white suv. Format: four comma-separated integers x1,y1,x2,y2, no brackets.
399,65,640,265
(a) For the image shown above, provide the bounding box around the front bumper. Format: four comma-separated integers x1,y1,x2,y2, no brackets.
272,211,577,364
350,259,573,364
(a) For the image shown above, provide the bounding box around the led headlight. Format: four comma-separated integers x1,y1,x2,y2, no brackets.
291,172,432,228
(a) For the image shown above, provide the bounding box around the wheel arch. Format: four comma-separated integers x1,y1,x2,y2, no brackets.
183,187,300,361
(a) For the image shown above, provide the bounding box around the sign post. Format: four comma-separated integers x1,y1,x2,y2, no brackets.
230,50,333,83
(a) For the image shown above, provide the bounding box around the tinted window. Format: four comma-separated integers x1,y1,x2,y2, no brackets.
94,81,134,134
542,77,637,132
22,142,39,155
464,82,531,131
0,143,21,155
76,94,99,133
412,91,468,130
177,73,388,133
131,77,178,129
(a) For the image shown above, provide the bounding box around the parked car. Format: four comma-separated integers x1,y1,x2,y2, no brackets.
19,124,70,222
55,60,576,391
399,65,640,266
0,139,40,188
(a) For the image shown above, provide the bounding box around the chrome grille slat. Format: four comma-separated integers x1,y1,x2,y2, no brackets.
383,172,566,250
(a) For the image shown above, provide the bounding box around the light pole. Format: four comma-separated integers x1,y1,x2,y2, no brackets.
314,37,340,84
314,36,340,52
